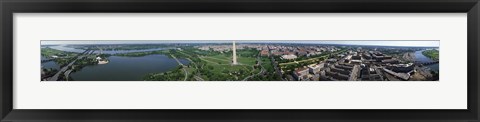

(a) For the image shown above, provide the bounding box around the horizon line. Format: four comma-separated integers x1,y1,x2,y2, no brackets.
40,40,440,47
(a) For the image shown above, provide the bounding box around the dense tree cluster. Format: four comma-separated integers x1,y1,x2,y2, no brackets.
422,50,439,61
144,66,185,81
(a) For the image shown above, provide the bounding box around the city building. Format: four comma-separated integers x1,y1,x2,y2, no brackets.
308,63,324,74
260,50,269,57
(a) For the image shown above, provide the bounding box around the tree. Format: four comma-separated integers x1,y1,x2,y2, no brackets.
222,69,229,74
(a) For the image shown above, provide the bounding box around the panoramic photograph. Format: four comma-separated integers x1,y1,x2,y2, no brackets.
41,40,439,81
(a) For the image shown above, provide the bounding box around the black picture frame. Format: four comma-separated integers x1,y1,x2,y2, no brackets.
1,0,479,121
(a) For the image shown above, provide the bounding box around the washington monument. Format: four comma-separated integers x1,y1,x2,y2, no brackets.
232,41,238,65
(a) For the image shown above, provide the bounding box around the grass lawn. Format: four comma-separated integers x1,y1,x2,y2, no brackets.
422,50,439,61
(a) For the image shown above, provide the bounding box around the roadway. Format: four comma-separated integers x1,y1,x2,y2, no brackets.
270,52,285,81
177,51,207,81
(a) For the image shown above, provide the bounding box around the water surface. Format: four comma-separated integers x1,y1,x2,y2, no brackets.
414,50,439,72
49,45,169,54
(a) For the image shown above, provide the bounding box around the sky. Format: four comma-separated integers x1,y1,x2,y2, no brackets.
41,40,440,47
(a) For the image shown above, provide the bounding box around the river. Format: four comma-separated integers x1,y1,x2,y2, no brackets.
414,50,439,72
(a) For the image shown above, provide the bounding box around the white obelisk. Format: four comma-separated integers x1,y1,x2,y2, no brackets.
232,41,238,65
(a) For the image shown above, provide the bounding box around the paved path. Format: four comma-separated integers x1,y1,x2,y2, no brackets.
177,51,207,81
171,55,188,81
178,51,200,68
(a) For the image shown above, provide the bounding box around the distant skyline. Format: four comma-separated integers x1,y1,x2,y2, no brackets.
41,40,440,47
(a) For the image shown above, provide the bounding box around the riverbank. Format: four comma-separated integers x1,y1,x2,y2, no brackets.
402,52,416,62
422,50,439,61
70,54,190,81
114,50,170,57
